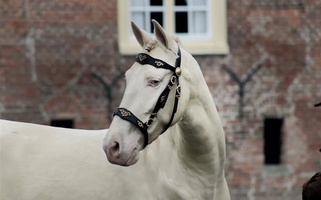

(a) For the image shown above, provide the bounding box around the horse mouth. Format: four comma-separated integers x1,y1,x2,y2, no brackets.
123,147,139,166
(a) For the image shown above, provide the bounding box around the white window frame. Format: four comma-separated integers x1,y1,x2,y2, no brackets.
117,0,229,55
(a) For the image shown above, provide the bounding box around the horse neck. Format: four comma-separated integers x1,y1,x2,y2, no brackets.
174,53,226,178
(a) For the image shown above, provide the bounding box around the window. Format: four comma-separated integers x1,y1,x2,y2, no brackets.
118,0,229,55
264,117,283,165
51,119,74,128
174,0,209,36
130,0,164,33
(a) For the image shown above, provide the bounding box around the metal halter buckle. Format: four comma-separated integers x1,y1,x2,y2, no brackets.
176,85,181,99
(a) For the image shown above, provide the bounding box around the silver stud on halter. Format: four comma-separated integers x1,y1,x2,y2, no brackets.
175,67,182,77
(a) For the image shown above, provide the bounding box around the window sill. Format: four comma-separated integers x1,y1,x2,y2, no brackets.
118,40,229,55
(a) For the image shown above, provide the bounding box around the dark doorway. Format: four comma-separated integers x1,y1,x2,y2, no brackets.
264,117,283,164
51,119,74,128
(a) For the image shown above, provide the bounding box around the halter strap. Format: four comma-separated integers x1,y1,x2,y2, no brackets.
135,54,176,73
114,46,181,148
114,108,149,147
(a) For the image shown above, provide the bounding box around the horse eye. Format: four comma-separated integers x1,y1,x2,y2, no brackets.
149,79,161,87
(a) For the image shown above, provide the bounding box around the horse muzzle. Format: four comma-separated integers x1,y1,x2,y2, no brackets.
103,134,140,166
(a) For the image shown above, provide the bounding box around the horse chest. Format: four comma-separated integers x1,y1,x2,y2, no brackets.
126,143,211,199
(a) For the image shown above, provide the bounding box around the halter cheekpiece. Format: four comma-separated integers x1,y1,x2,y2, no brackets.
113,46,182,148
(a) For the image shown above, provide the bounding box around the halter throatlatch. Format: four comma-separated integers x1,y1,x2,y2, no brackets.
114,46,182,148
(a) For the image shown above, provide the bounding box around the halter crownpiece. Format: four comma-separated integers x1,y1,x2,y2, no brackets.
114,46,182,148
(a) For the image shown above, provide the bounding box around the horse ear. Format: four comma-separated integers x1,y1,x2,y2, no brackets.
152,19,177,51
131,21,153,48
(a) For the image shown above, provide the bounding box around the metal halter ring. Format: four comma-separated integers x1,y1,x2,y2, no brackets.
146,113,157,127
170,76,177,85
146,119,153,127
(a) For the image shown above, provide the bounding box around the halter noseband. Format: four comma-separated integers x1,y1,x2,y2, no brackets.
113,46,182,148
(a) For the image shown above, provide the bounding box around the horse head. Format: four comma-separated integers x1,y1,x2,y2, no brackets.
103,20,190,166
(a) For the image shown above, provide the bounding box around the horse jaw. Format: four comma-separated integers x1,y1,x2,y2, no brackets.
102,117,144,166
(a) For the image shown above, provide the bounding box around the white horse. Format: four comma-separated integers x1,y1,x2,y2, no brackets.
0,20,230,200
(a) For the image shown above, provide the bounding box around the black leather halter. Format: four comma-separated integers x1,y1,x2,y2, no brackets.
113,46,182,148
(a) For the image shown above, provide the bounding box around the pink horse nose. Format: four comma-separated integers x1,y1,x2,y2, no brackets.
103,140,121,164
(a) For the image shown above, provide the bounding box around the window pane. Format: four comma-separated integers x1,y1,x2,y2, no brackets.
175,12,188,33
131,0,145,6
51,119,74,128
132,12,145,29
191,0,206,6
150,12,163,32
175,0,188,6
264,118,283,165
193,11,206,33
150,0,163,6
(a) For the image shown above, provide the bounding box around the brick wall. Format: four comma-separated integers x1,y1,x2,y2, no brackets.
216,0,321,199
0,0,123,128
1,0,320,199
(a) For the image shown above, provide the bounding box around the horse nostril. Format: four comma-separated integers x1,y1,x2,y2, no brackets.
110,141,120,156
113,142,119,151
